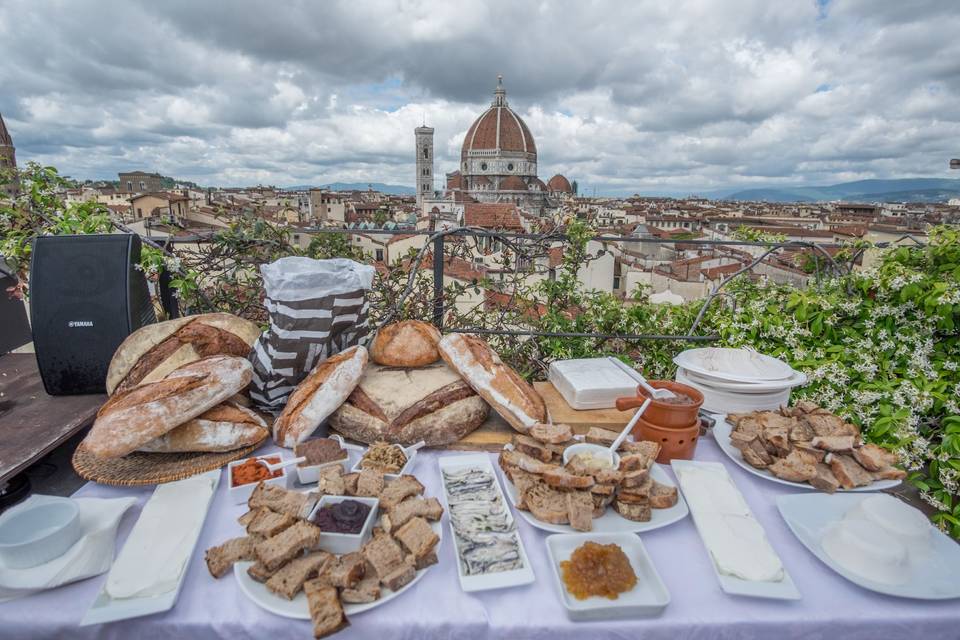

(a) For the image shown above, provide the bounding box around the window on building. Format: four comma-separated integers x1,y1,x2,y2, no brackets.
507,163,514,171
375,249,384,262
423,148,429,158
139,181,145,190
548,268,556,281
293,234,300,242
127,181,133,191
613,276,621,290
136,207,142,218
480,162,487,171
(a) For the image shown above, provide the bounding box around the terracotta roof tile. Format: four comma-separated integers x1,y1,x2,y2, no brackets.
463,203,523,230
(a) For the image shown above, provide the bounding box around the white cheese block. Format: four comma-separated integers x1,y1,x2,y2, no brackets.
676,465,785,582
547,358,638,410
106,474,215,599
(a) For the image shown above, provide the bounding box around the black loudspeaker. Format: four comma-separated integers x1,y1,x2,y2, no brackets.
30,234,157,394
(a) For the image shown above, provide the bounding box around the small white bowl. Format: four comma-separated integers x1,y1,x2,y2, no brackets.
296,435,355,486
0,497,81,569
351,444,417,480
562,442,621,470
227,454,292,505
308,495,379,555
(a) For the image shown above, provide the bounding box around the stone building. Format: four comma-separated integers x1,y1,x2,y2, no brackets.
443,76,573,216
118,171,163,194
0,113,17,198
415,125,434,207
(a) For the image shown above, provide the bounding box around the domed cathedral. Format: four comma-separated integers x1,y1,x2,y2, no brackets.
446,76,573,216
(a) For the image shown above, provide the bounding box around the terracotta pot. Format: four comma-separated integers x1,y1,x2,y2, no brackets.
618,380,704,428
633,415,700,464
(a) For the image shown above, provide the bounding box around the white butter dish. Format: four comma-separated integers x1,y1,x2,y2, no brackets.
548,358,638,410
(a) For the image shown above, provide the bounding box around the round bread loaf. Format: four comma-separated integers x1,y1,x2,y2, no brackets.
273,345,368,448
369,320,441,367
106,313,261,395
83,355,254,458
138,401,268,453
438,333,546,434
329,361,489,446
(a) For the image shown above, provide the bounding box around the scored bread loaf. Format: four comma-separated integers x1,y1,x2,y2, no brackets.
438,333,546,434
138,401,268,453
83,355,254,459
369,320,441,367
328,361,489,446
273,345,368,449
106,313,261,395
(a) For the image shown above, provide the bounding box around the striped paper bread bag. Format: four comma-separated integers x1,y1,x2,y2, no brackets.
249,256,376,411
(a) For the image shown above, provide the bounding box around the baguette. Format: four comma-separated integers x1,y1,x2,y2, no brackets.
83,356,253,458
438,333,545,434
138,401,267,453
106,313,260,394
273,345,368,448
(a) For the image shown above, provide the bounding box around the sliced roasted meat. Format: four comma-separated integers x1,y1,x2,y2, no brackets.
829,454,874,489
852,443,898,472
768,449,817,483
812,435,857,453
809,463,840,493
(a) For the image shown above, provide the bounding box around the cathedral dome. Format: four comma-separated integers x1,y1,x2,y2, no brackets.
547,174,572,193
461,77,537,160
500,175,527,191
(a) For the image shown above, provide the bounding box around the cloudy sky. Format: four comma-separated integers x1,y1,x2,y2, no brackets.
1,0,958,195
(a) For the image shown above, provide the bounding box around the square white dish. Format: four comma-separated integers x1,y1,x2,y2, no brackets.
438,453,536,592
777,492,960,599
546,532,669,620
672,460,801,600
548,358,638,410
351,443,418,480
295,438,361,485
307,495,379,555
80,469,220,626
226,454,292,504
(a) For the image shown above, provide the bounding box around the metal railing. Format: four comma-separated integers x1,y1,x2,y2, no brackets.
152,224,925,344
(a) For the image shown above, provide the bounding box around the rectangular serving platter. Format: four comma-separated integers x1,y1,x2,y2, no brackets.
437,453,535,592
80,469,221,626
671,460,801,600
546,532,670,620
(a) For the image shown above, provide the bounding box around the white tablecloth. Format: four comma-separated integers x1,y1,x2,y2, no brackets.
2,436,958,639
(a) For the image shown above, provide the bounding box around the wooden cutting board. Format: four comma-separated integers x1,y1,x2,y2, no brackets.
436,381,637,451
533,381,635,433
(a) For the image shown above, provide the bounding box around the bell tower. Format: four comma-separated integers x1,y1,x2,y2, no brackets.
415,124,434,207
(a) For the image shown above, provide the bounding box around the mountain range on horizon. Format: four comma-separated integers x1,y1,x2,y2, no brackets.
687,178,960,203
281,182,416,195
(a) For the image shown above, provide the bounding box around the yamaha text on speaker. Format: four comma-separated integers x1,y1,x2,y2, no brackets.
30,234,156,395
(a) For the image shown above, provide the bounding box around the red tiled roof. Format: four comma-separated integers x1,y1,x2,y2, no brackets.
548,246,564,268
547,174,572,193
500,175,527,191
464,203,523,230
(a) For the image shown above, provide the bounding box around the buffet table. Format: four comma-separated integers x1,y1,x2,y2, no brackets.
2,435,957,640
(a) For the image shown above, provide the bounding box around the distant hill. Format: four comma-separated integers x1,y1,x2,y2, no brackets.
725,178,960,203
281,182,415,195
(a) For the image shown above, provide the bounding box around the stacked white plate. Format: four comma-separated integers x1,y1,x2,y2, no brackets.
673,347,806,414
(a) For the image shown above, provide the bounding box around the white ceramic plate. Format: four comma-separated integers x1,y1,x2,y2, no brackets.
679,367,807,392
234,516,443,619
80,469,221,626
674,347,797,383
546,532,670,620
438,454,536,592
777,493,960,599
713,418,902,492
498,462,688,534
672,460,801,600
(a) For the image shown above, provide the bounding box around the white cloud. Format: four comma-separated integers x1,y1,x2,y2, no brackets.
0,0,958,194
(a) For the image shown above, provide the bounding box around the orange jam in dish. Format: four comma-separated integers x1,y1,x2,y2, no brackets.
560,541,637,600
